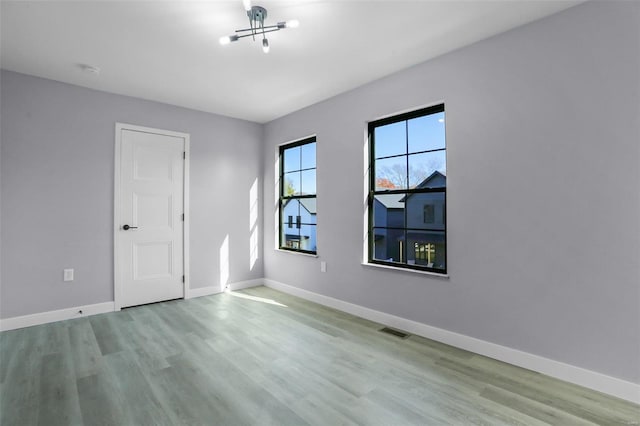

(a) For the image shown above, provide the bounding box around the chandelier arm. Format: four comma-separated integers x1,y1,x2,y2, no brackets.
248,14,255,41
234,28,280,39
235,24,281,33
235,27,280,35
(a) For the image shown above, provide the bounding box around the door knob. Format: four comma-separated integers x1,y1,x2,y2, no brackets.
122,224,138,230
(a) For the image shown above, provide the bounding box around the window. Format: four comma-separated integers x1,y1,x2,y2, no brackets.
423,204,435,224
285,240,300,250
368,104,446,273
415,243,436,265
279,137,317,254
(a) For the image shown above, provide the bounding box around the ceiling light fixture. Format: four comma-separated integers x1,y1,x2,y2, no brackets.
219,0,299,53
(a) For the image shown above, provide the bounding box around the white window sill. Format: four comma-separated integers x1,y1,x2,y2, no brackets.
361,262,449,279
276,248,319,258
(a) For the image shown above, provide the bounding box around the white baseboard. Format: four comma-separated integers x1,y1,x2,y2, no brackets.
228,278,264,291
0,301,115,332
0,279,264,331
186,278,264,299
186,285,221,299
263,278,640,404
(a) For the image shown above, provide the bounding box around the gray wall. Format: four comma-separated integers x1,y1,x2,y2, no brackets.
1,0,638,385
0,70,264,318
262,1,640,384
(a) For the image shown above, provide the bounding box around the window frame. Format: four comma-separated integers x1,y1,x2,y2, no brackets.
279,136,317,255
367,104,447,274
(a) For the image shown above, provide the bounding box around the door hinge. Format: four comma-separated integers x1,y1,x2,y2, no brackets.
183,151,186,159
182,275,185,283
181,213,184,221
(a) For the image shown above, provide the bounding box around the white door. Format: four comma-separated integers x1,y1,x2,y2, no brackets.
116,125,186,308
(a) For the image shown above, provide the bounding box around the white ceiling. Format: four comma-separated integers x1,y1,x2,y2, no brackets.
1,0,580,123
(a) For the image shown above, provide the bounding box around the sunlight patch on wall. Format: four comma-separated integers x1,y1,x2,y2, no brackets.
274,152,280,249
220,234,229,291
274,151,280,208
249,178,259,270
249,178,259,230
250,225,259,270
363,131,371,260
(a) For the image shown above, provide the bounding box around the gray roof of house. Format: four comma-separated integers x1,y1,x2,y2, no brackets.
376,194,405,209
299,198,317,214
416,170,446,189
285,198,317,214
399,171,447,201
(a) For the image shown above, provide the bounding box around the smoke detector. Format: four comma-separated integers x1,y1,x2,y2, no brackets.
79,64,101,75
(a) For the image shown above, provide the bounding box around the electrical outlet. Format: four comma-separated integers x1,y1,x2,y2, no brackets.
320,261,327,273
63,269,74,282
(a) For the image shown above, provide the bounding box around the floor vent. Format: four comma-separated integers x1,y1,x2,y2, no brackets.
379,327,410,339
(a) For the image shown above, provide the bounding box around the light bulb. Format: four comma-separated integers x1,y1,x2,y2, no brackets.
286,19,299,28
243,0,251,11
219,35,239,45
262,38,270,53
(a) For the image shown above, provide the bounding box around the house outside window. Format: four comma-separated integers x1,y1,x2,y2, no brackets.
368,104,446,273
279,137,317,254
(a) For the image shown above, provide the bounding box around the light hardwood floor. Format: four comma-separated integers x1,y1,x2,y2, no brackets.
1,286,638,425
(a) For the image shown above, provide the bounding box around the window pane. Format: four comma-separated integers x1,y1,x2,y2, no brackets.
375,156,407,190
373,195,405,229
372,228,405,264
283,171,301,196
281,216,300,249
281,199,300,226
282,199,316,226
407,112,446,154
405,191,445,230
408,151,446,188
301,169,316,195
298,198,317,224
283,145,301,173
374,121,406,159
301,142,316,170
299,224,317,252
406,230,446,270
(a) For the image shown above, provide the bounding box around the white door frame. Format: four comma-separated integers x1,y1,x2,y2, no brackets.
114,123,190,310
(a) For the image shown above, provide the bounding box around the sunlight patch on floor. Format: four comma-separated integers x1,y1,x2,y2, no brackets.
225,290,287,307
